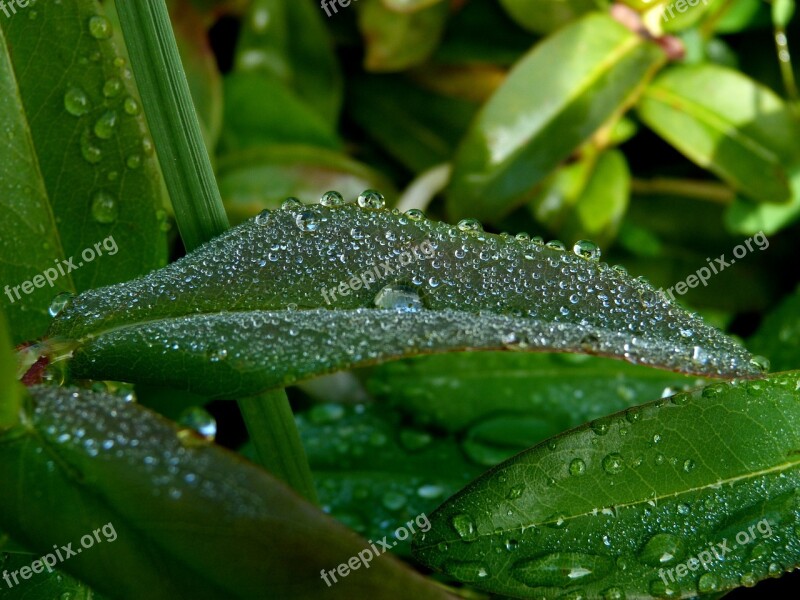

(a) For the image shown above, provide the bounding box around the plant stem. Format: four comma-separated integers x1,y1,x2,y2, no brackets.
238,390,319,504
117,1,317,503
631,177,735,204
115,0,228,251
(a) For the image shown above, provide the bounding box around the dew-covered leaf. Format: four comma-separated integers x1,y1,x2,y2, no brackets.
447,13,665,222
0,2,167,342
48,202,758,397
638,64,800,205
366,352,703,432
0,385,452,600
413,373,800,598
0,552,99,600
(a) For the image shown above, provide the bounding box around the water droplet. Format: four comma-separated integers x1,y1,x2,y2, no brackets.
417,484,443,499
505,539,519,551
750,355,770,372
88,15,113,39
126,154,142,169
178,407,217,440
506,484,524,500
382,491,407,511
573,240,601,260
94,110,118,139
255,209,271,226
546,240,565,251
569,458,587,476
374,283,424,312
648,578,678,598
405,208,424,220
48,292,75,318
444,560,490,582
308,404,344,424
280,197,302,210
696,572,719,593
512,553,613,587
457,218,483,232
601,587,625,600
357,189,385,209
102,77,123,98
591,420,610,436
639,533,684,567
602,453,624,474
682,459,695,473
123,96,140,116
91,191,118,224
81,138,102,164
320,190,345,207
64,87,90,116
296,210,321,232
451,513,478,541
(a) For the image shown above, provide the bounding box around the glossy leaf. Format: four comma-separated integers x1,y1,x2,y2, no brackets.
749,287,800,372
0,552,98,600
499,0,602,34
413,373,800,598
0,309,20,430
0,1,167,342
357,0,449,72
638,64,800,205
0,385,452,600
235,0,342,126
218,145,396,224
47,202,758,398
366,352,703,432
447,13,665,222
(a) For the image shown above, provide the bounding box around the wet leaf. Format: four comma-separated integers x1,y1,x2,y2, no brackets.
447,13,665,221
0,385,452,600
413,373,800,598
499,0,602,34
48,202,758,397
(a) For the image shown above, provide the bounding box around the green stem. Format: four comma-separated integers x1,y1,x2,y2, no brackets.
631,177,735,203
238,390,319,504
117,1,317,502
115,0,228,251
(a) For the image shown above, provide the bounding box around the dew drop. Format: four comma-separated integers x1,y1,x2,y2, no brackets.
357,189,385,209
91,191,118,224
64,87,91,116
280,197,303,210
178,407,217,440
48,292,75,318
374,283,424,312
546,240,565,251
102,77,123,98
88,15,113,40
506,484,524,500
512,553,613,587
126,154,142,169
320,190,345,207
639,533,684,567
255,209,271,226
443,560,490,582
750,355,770,373
123,96,141,116
296,210,321,232
569,458,587,476
573,240,601,260
451,513,478,541
382,491,407,511
93,110,118,140
697,572,719,593
457,218,483,232
602,453,624,474
405,208,424,220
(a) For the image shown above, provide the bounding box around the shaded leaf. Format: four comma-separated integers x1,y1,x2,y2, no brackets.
447,14,665,221
47,202,758,398
638,64,800,205
749,286,800,372
499,0,602,34
413,373,800,598
0,385,452,600
366,352,703,432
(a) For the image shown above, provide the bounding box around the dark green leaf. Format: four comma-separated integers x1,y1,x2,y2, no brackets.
0,385,452,600
48,202,758,398
414,373,800,598
499,0,602,34
749,286,800,372
447,13,665,222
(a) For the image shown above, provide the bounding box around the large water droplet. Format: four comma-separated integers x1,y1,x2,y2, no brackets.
91,191,118,224
602,453,625,474
64,88,90,117
374,283,424,312
444,560,490,582
178,407,217,440
698,572,719,593
569,458,587,476
320,190,345,207
750,355,770,373
457,218,483,233
102,77,123,98
639,533,685,567
296,210,321,232
405,208,424,221
281,197,303,210
512,553,613,587
94,110,118,139
357,189,385,209
88,15,113,40
573,240,601,260
451,513,478,541
123,96,141,116
49,292,75,318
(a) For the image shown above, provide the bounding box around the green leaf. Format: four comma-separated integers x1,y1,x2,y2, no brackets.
499,0,603,34
220,71,342,152
0,385,451,600
347,75,479,173
749,286,800,372
529,149,630,247
297,402,484,556
446,13,665,222
235,0,343,126
48,202,759,397
366,352,703,432
0,309,21,430
0,553,97,600
0,1,167,343
638,64,800,205
413,373,800,598
218,145,396,224
356,0,449,72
